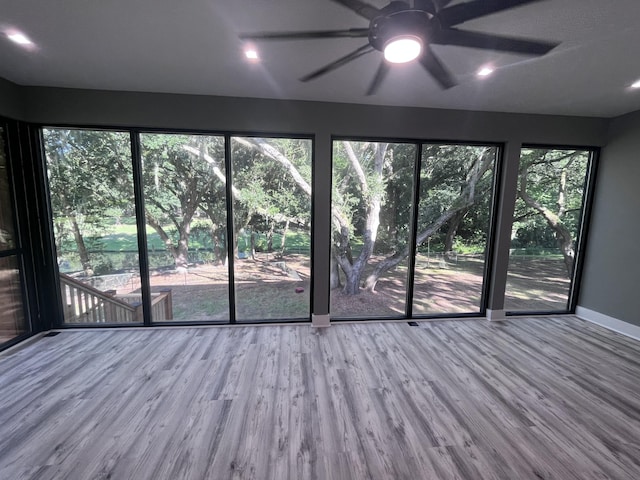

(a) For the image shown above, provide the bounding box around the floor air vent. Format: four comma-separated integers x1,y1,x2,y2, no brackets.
43,332,61,337
408,322,419,327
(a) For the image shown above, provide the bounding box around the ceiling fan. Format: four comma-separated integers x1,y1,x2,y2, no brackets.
239,0,559,95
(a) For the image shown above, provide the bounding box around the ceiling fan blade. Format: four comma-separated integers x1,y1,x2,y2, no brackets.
419,47,457,89
438,0,547,27
433,28,558,55
239,28,369,41
331,0,382,20
366,60,391,96
300,44,374,82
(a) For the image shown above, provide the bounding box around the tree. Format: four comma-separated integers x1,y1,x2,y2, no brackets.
142,134,223,269
239,139,496,296
514,149,589,276
44,129,132,276
361,144,495,291
231,137,312,256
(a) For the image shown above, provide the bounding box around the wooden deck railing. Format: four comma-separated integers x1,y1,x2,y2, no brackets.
59,273,173,324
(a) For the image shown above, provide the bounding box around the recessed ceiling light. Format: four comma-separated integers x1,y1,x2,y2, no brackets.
477,66,494,77
631,79,640,89
244,49,259,61
7,31,33,46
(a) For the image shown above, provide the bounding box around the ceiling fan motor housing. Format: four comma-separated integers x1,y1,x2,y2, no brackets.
368,5,434,52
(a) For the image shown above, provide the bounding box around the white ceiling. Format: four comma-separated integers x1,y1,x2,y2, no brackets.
1,0,640,118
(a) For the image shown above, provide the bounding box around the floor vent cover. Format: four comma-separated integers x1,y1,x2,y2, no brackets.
43,332,61,337
408,321,419,327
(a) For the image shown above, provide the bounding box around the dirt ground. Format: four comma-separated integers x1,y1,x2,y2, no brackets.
104,253,570,322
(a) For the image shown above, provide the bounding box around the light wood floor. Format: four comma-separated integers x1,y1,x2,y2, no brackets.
1,317,640,479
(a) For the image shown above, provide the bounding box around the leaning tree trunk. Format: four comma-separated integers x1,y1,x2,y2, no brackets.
71,217,93,276
364,200,477,291
519,166,576,278
444,209,467,259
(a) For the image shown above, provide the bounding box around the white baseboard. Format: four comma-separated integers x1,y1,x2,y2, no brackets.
486,309,506,322
312,314,330,328
576,306,640,342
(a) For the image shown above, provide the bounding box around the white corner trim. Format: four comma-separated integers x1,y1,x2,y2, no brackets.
486,309,506,322
312,314,330,328
576,306,640,342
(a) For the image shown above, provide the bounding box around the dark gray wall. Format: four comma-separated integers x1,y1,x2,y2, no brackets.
579,110,640,325
0,78,24,120
2,82,615,318
21,86,607,145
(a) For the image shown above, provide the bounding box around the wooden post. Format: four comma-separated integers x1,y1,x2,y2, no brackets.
161,288,173,320
132,302,144,323
104,289,117,323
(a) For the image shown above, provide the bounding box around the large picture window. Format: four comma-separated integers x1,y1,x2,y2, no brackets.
330,140,416,318
230,137,312,321
504,147,592,312
140,133,230,322
44,129,144,324
329,140,498,319
44,129,313,325
42,126,596,326
413,144,497,315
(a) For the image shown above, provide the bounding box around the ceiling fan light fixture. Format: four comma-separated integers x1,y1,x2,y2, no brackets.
383,35,422,64
631,79,640,89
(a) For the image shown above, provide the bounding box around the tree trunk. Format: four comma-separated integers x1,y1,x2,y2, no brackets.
146,213,191,269
555,226,575,277
71,217,93,276
213,234,226,265
175,230,190,269
364,201,474,291
330,254,341,290
343,272,361,295
279,219,290,255
267,221,274,252
444,210,466,259
519,165,576,278
250,231,257,260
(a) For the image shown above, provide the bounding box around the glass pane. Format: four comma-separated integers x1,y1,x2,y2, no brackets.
141,133,229,322
231,137,312,321
0,255,28,343
413,144,497,315
330,141,416,318
0,128,16,251
44,129,143,324
505,148,590,311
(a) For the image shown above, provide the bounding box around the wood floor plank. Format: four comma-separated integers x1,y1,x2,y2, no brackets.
2,317,640,479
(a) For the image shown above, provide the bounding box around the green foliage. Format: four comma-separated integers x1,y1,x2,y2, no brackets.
44,128,135,273
513,148,589,249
